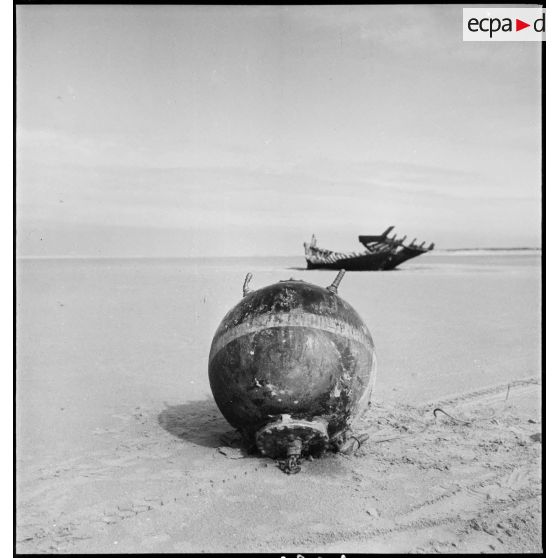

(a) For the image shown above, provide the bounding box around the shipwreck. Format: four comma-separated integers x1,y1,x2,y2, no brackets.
303,226,435,271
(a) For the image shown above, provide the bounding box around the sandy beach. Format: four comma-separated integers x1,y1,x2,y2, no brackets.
16,253,542,553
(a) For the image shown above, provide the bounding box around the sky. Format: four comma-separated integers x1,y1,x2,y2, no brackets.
16,5,542,257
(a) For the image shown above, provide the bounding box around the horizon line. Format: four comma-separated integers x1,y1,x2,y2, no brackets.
15,247,542,260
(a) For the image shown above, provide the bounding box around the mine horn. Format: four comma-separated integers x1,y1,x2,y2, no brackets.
327,269,346,294
243,273,253,297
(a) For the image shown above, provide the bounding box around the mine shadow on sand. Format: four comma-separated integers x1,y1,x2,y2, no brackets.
158,398,237,449
157,398,352,476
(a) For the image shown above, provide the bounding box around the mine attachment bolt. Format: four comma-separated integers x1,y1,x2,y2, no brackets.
327,269,346,295
243,273,253,297
279,438,303,475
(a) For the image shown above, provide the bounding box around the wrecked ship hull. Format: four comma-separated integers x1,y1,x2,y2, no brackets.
304,227,435,271
306,251,394,271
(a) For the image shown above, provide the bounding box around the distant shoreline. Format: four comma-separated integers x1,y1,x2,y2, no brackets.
437,247,541,252
16,248,542,260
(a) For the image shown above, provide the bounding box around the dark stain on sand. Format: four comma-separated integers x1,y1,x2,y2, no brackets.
158,399,231,448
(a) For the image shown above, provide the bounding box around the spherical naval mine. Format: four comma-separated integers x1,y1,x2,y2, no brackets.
208,272,377,460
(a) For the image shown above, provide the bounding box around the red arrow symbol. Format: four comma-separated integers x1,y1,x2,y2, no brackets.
516,19,530,31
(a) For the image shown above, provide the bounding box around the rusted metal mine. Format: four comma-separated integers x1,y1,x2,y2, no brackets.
208,272,377,473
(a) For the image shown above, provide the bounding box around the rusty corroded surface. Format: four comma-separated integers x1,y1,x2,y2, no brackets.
208,278,376,457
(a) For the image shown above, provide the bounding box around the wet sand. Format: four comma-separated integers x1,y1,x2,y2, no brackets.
16,253,542,553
